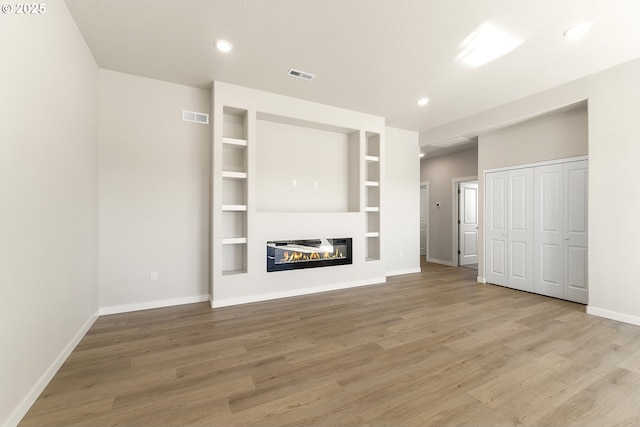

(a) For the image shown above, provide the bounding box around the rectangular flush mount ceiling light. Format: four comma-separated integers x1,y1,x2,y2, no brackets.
457,22,523,68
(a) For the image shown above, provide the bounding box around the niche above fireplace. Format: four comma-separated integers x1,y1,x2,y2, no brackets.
267,238,352,272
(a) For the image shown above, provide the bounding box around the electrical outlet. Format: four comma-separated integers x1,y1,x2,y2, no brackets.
313,181,319,189
150,271,158,281
291,179,297,188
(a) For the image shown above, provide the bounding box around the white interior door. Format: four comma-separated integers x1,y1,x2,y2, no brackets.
564,160,589,304
485,172,508,286
458,181,478,265
534,164,564,298
420,184,429,257
507,168,534,292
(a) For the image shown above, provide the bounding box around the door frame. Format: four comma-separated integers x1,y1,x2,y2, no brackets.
420,181,430,262
452,175,478,267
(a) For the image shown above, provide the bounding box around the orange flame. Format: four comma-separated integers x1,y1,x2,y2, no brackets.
279,249,343,263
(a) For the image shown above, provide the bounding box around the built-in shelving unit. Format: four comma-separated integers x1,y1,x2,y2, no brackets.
365,132,381,261
220,107,248,275
211,81,386,308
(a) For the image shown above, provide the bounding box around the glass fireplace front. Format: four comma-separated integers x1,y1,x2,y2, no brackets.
266,238,352,272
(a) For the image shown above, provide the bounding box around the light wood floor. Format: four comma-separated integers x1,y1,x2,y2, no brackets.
21,263,640,426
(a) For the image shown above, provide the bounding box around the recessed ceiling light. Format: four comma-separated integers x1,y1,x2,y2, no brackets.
563,22,592,40
417,97,430,106
215,39,233,53
457,22,523,68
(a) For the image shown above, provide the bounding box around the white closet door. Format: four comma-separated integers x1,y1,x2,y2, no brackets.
534,164,564,298
564,160,589,304
507,168,534,292
485,172,508,286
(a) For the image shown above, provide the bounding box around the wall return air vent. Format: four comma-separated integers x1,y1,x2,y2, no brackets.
182,110,209,124
287,68,316,81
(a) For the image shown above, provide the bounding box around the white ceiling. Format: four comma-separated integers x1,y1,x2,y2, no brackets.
64,0,640,134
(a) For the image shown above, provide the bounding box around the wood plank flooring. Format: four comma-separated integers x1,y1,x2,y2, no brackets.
20,263,640,426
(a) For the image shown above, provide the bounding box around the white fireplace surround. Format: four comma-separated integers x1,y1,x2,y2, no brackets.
211,82,387,307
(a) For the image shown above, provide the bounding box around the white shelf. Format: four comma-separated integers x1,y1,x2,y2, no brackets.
365,155,379,162
222,204,247,212
222,171,247,179
222,137,248,147
365,207,379,212
365,232,380,238
222,237,247,245
222,269,246,276
365,181,379,187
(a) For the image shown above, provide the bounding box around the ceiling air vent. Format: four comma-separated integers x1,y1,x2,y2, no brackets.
287,68,316,81
182,110,209,124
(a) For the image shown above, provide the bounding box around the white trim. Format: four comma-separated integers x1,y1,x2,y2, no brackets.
6,311,99,427
212,277,386,308
386,267,421,277
452,176,478,267
477,276,487,283
99,295,210,316
426,257,456,267
484,155,588,174
586,306,640,327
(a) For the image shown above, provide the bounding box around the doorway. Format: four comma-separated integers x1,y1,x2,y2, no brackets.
454,179,478,268
420,183,429,261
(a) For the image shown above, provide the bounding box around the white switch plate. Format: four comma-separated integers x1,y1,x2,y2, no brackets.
291,179,297,188
313,181,318,189
150,271,158,281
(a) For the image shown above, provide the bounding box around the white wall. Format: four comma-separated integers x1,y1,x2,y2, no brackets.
587,60,640,325
99,70,211,313
384,127,421,276
421,57,640,326
0,1,99,425
256,120,351,212
478,106,588,170
420,149,478,264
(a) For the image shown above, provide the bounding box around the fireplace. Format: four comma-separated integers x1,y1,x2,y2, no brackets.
267,238,352,272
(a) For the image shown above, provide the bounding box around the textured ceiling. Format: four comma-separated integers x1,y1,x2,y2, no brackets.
65,0,640,134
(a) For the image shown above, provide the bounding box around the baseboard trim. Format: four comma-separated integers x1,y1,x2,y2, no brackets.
213,277,387,308
586,306,640,327
5,310,99,427
477,276,487,283
426,257,455,267
386,267,421,277
99,295,210,316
